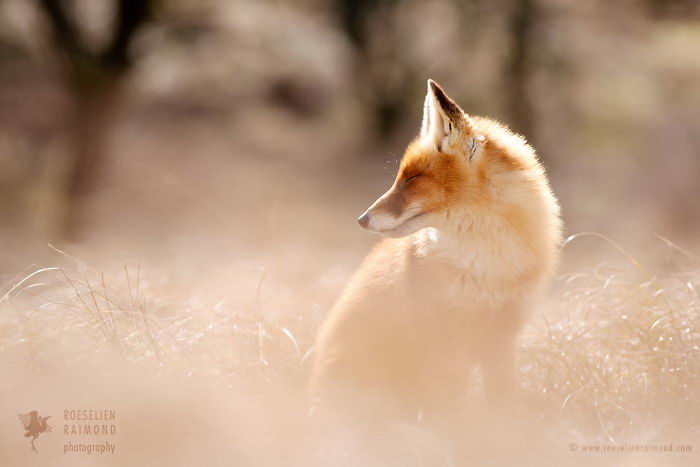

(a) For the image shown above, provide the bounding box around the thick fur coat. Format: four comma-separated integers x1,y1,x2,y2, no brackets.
311,80,562,421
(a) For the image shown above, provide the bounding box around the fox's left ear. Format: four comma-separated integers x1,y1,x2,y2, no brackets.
421,79,479,155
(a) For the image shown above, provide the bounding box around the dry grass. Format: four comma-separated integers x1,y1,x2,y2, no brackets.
0,247,318,394
1,235,699,465
521,234,700,448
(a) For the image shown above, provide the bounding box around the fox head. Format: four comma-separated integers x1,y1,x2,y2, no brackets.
358,79,535,238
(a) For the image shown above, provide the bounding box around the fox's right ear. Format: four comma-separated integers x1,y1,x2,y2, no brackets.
420,79,473,151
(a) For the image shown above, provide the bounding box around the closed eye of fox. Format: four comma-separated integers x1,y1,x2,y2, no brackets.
310,79,562,425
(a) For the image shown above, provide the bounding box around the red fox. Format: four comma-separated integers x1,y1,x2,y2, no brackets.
310,80,562,422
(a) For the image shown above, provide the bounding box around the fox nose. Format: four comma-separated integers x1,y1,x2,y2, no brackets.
357,213,370,229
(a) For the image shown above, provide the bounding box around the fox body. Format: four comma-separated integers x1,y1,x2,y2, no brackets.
311,80,562,420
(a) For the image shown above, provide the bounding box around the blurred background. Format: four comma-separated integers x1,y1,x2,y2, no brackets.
1,2,700,464
1,0,699,279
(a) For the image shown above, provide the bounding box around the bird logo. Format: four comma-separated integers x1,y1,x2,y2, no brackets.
17,410,52,453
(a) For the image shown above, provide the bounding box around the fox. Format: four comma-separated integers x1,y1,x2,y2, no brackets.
310,80,562,423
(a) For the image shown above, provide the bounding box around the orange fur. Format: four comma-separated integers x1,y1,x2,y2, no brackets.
310,80,562,424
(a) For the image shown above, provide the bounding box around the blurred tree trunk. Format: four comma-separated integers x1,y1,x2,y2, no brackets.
35,0,152,240
64,80,123,238
335,0,411,141
505,0,538,142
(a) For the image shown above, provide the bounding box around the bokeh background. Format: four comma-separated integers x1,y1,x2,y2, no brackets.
1,1,700,465
1,0,699,273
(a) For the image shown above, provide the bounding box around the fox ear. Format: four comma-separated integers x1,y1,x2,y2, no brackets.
420,79,473,152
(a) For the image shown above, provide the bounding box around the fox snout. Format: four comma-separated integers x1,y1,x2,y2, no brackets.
357,188,427,238
357,189,402,232
357,212,370,228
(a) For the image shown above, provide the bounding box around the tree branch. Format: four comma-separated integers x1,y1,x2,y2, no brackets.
101,0,152,71
35,0,86,62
